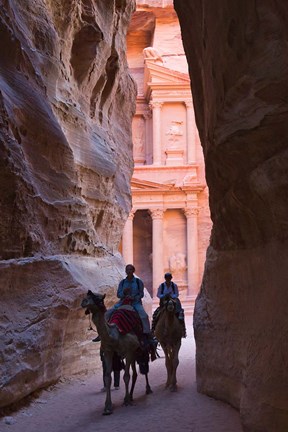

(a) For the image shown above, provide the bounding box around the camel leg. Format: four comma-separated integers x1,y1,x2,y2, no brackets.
168,350,174,388
145,373,153,394
123,358,133,406
169,342,181,392
103,353,113,415
129,361,138,401
162,345,172,388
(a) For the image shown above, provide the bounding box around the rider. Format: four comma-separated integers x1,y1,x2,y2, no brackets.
152,272,186,337
93,264,151,341
114,264,151,335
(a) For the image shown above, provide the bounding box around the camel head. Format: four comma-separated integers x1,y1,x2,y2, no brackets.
163,296,177,313
81,291,106,313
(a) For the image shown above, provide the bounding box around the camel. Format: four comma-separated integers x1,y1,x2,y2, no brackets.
154,295,183,391
81,290,153,415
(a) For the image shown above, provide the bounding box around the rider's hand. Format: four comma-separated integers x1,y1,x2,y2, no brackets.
123,287,131,296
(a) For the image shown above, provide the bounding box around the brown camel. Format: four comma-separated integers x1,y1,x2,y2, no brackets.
81,290,152,415
154,296,182,391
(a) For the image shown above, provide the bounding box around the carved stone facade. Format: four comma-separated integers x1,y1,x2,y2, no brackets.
123,2,212,301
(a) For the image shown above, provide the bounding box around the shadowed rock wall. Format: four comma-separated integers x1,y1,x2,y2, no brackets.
174,1,288,431
0,0,137,408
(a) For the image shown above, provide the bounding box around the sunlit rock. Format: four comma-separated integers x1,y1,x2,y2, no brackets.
0,0,137,408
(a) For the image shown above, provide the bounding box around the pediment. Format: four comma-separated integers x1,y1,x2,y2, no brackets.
144,62,190,87
131,177,176,191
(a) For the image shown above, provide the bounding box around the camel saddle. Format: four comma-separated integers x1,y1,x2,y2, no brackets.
108,305,143,338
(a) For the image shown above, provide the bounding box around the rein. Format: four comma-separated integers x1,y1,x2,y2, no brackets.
88,313,97,332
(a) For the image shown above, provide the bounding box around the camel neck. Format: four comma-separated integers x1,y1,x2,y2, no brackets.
92,308,109,338
165,309,176,327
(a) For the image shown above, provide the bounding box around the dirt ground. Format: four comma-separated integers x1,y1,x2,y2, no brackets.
1,315,243,432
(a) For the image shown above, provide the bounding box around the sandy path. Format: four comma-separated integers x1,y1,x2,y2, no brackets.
1,315,243,432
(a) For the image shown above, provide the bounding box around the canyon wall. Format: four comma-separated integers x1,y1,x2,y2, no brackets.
174,1,288,431
0,0,137,408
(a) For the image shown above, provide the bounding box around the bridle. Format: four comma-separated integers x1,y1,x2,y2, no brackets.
87,290,107,312
84,290,107,331
164,296,177,312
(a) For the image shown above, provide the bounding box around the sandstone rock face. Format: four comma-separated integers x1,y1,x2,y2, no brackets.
0,0,137,408
174,1,288,431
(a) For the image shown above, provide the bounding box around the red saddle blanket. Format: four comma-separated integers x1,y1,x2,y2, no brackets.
108,306,143,337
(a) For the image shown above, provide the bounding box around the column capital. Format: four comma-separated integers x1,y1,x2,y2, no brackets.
183,207,199,218
149,101,163,110
149,208,164,219
127,210,136,220
184,100,194,109
143,109,152,120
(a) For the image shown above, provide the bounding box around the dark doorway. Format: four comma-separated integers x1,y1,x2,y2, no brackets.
133,210,153,296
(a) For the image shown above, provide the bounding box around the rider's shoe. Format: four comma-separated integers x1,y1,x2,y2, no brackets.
180,321,187,338
147,332,158,361
92,335,101,342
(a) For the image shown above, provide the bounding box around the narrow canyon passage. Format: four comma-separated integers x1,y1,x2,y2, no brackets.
1,1,288,430
1,315,243,432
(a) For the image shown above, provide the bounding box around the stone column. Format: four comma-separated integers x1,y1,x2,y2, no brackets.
150,101,163,166
184,207,200,299
185,100,196,164
133,115,146,165
144,110,152,165
122,210,135,265
149,208,164,297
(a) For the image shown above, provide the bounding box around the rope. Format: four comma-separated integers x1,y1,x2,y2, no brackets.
87,312,97,332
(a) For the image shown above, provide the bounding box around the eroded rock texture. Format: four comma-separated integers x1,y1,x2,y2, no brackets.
174,1,288,431
0,0,136,407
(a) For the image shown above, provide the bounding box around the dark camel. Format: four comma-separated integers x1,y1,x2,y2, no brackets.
154,295,182,391
81,290,152,415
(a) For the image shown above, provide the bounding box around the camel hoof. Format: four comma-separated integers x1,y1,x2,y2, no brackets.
123,399,135,407
102,409,113,415
170,386,177,392
146,387,153,395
